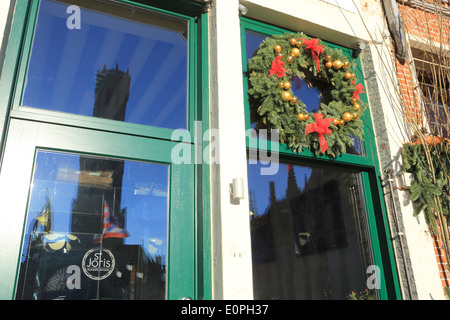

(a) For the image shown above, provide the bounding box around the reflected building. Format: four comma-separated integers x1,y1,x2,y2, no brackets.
94,64,131,121
71,63,131,235
250,165,373,300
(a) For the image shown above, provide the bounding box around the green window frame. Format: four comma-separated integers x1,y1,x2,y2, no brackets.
240,17,401,300
0,0,211,300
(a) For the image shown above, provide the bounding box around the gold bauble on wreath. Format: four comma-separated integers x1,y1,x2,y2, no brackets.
289,38,298,46
283,81,292,89
290,96,299,105
274,45,282,53
342,112,353,122
291,47,301,57
333,60,343,69
281,91,292,102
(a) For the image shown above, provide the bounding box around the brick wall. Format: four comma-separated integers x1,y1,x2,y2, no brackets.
399,1,450,45
394,1,450,124
394,58,422,123
433,221,450,291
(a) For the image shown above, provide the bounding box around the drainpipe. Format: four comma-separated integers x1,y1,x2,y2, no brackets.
384,169,414,299
382,0,408,64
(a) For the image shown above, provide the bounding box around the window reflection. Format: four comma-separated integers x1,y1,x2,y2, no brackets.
16,150,169,300
247,157,376,299
22,0,189,129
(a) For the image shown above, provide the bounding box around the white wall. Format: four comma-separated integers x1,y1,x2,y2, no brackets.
0,0,13,80
240,0,370,48
321,0,361,13
208,0,253,299
0,1,12,43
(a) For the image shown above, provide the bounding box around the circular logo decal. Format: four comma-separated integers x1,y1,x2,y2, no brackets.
82,248,115,281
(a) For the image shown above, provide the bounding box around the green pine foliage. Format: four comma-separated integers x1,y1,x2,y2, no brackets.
401,142,450,233
248,32,366,157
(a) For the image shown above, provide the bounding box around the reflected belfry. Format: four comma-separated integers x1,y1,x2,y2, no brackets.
94,63,131,121
250,165,355,299
71,64,132,234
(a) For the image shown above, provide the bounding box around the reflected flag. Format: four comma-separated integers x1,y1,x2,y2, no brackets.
35,198,52,233
102,200,129,239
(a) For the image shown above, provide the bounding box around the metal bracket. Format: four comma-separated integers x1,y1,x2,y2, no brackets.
202,0,214,13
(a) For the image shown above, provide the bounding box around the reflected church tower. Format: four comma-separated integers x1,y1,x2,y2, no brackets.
71,64,131,234
94,63,131,121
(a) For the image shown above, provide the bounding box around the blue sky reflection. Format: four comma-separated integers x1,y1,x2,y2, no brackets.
22,0,189,129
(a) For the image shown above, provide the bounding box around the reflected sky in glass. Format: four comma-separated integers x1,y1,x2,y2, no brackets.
25,150,169,260
17,150,170,299
22,0,189,129
247,159,312,217
247,157,375,299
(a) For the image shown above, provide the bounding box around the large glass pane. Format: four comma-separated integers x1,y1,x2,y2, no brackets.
22,0,189,129
245,29,364,156
16,150,169,300
247,156,377,299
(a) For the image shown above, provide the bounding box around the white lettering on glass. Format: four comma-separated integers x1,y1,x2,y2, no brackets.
66,5,81,30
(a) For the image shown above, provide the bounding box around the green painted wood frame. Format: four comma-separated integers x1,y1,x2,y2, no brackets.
0,0,211,300
240,17,401,300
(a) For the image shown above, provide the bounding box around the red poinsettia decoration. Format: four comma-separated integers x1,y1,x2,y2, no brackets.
305,113,334,153
352,83,365,100
269,55,287,78
300,38,324,72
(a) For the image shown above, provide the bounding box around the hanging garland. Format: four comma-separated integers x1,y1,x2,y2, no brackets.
400,136,450,233
248,33,367,157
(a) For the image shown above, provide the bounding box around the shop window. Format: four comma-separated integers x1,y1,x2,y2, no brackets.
242,18,398,300
21,0,189,129
248,158,375,299
15,150,169,300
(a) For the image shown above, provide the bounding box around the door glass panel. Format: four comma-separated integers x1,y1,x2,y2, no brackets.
245,29,364,156
16,150,169,300
22,0,189,130
247,156,377,299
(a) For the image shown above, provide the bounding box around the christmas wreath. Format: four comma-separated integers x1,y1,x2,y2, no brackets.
248,33,367,157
